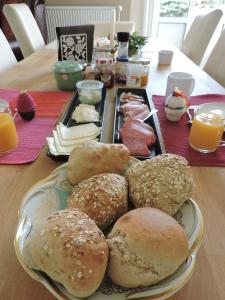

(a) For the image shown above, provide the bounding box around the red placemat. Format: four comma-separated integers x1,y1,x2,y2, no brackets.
152,94,225,166
0,89,71,164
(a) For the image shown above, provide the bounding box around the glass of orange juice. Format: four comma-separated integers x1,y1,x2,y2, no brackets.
189,104,225,153
0,106,18,154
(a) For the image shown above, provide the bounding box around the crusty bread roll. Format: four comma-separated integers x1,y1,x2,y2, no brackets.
23,208,108,298
126,153,194,215
67,141,130,185
68,173,128,230
107,207,189,288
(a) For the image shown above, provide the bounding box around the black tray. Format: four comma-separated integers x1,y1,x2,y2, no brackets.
47,87,106,161
113,88,166,160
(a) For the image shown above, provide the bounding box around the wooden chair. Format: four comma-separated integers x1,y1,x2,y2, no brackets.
115,21,135,34
181,8,223,65
204,29,225,88
3,3,45,57
0,28,17,73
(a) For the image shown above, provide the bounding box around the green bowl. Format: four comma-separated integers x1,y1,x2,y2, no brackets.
53,61,85,91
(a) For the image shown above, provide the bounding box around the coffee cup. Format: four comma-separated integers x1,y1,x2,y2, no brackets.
165,72,195,98
158,50,174,65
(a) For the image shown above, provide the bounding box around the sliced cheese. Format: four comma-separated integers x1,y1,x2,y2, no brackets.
56,126,100,146
53,130,78,153
58,122,101,140
46,137,70,156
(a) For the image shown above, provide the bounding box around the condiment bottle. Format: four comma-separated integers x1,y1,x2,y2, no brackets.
115,57,129,84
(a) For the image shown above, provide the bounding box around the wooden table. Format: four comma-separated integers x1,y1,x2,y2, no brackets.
0,41,225,300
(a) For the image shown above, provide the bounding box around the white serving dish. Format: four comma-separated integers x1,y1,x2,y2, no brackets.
15,162,204,300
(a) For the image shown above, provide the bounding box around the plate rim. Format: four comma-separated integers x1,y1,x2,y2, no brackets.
14,162,204,300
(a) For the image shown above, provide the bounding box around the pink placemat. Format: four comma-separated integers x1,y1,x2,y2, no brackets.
0,89,71,164
152,94,225,166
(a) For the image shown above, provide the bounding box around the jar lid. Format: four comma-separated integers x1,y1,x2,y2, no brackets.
129,57,151,65
53,61,84,74
116,57,129,62
76,80,103,91
117,32,130,42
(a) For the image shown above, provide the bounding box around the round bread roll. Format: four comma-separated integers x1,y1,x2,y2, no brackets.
107,207,189,288
126,153,194,215
68,173,128,230
67,140,130,185
23,208,108,298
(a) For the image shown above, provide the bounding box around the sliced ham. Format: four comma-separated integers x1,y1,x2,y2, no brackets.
120,92,145,103
123,119,154,133
119,128,152,146
120,102,144,114
125,104,150,118
124,109,150,122
121,136,150,157
123,120,156,144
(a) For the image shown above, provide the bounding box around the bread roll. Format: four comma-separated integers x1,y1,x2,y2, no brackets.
68,173,128,230
126,153,194,215
107,207,189,288
23,208,108,298
67,141,130,185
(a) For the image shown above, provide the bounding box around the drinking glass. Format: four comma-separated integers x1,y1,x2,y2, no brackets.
0,107,18,154
189,104,225,153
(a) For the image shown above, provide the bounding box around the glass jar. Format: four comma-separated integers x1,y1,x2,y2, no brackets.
189,103,225,153
0,106,18,154
94,58,114,88
76,80,104,105
129,58,150,86
126,63,142,88
115,58,129,84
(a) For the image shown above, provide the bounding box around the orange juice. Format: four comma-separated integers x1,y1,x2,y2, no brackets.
189,112,224,153
0,112,18,153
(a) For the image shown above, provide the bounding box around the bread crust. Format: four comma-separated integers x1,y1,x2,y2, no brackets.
68,173,128,230
126,153,194,215
24,208,108,298
107,207,189,288
67,141,130,185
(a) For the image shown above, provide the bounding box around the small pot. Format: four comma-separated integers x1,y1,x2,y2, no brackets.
53,61,85,91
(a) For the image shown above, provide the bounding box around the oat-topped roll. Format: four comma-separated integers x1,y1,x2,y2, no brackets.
68,173,128,230
126,153,194,215
23,208,108,298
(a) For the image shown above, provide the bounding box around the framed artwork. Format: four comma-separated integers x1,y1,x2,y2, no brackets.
56,25,94,64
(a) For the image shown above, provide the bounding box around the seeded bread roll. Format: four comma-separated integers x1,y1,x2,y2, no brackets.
68,173,128,230
126,153,194,215
67,141,130,185
107,207,189,288
23,208,108,298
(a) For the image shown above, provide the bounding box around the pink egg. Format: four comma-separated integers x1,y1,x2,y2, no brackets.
16,91,36,121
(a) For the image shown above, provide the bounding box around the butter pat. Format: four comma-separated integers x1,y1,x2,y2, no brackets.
72,104,99,123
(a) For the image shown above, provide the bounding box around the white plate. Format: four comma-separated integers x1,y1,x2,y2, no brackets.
15,162,204,300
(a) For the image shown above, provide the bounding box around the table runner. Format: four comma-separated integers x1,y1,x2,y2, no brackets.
0,89,71,164
152,94,225,166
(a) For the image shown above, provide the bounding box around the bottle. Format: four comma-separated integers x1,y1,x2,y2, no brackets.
126,63,142,88
94,58,114,88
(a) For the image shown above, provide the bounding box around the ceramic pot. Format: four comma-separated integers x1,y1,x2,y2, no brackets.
53,61,85,91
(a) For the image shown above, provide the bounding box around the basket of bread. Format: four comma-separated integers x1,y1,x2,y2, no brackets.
15,141,204,300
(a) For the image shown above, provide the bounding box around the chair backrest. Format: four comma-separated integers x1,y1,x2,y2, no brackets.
3,3,45,58
90,22,115,46
115,21,135,34
0,29,17,73
204,29,225,88
181,8,223,65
